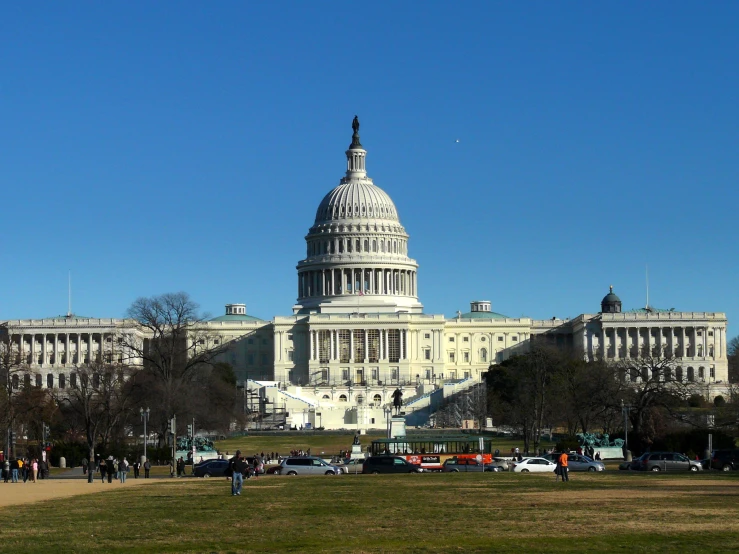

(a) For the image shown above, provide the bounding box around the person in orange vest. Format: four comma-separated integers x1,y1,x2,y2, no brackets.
558,452,569,482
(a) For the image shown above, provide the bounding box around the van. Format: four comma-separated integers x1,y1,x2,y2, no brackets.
711,449,739,471
362,456,423,474
277,456,342,476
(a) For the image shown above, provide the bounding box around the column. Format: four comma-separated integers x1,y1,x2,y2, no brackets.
364,329,369,362
330,330,335,361
76,334,82,364
400,330,405,360
53,333,58,366
657,327,663,357
30,334,36,364
41,334,47,366
379,329,384,360
350,330,355,363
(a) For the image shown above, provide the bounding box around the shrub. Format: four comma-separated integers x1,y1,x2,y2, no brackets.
714,395,726,407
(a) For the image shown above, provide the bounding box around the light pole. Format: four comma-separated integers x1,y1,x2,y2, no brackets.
621,400,630,456
140,407,150,463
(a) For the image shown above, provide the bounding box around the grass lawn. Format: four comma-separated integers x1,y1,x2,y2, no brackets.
2,471,739,552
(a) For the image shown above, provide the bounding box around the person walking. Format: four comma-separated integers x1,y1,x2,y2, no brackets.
11,459,19,483
558,451,570,482
100,459,107,483
230,451,246,496
22,459,29,483
31,459,38,482
3,459,9,483
118,458,127,483
106,456,115,483
133,459,140,479
82,458,88,475
144,460,151,478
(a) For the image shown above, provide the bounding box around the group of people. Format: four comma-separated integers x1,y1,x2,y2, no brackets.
2,457,41,483
91,456,152,481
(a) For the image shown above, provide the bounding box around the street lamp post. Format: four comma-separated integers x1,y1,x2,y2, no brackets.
621,400,630,457
140,407,150,463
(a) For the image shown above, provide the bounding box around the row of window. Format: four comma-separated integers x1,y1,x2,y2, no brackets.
446,335,516,343
7,371,124,390
308,237,407,257
621,366,715,383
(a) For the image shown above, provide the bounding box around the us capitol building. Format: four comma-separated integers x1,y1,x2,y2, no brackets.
1,118,730,430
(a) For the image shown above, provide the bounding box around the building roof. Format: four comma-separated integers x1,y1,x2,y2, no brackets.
453,310,509,320
43,314,95,320
624,306,674,314
208,314,264,322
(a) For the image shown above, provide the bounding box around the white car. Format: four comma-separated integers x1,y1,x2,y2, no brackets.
510,457,557,473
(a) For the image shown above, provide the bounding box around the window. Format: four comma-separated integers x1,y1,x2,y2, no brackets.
463,352,469,363
261,354,269,365
373,394,382,403
480,337,486,342
449,337,455,342
342,368,349,381
498,336,503,342
449,352,455,363
480,348,487,362
353,329,365,362
214,340,220,345
322,394,330,400
338,394,348,402
47,374,53,388
248,339,254,344
247,354,254,364
12,374,19,390
699,367,705,380
424,349,431,360
367,329,379,363
287,333,293,340
339,330,351,363
387,330,400,363
371,368,378,380
391,367,399,381
512,336,518,342
35,374,42,387
59,373,66,389
710,367,715,379
356,395,364,404
318,330,331,363
463,337,469,342
70,373,77,388
287,351,294,362
424,333,430,339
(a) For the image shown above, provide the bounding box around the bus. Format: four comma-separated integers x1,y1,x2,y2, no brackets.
370,435,494,472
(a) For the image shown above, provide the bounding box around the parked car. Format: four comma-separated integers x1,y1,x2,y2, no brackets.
510,457,557,473
277,456,342,476
338,458,365,474
630,452,701,472
542,453,606,472
711,449,739,471
362,456,423,474
442,458,502,472
193,459,230,478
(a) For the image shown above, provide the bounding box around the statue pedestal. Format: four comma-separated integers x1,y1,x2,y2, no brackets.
389,416,407,439
349,444,365,460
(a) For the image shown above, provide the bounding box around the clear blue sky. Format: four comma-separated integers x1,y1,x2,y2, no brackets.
1,2,736,335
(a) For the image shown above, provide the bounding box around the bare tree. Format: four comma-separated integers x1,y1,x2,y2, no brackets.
728,335,739,383
121,292,231,442
55,361,138,483
611,352,698,450
0,325,31,457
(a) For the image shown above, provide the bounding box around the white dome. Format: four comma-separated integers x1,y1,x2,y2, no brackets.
314,181,399,224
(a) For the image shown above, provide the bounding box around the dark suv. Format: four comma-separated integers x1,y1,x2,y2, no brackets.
362,456,423,474
711,449,739,472
630,452,701,472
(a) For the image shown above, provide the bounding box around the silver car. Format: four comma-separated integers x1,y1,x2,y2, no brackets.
277,456,342,476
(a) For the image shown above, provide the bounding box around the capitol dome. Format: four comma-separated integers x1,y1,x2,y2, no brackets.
314,181,399,224
293,117,423,315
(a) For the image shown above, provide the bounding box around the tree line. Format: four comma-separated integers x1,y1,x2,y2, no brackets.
485,339,739,455
0,292,243,469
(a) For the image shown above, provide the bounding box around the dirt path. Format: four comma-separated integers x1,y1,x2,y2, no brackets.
0,477,160,508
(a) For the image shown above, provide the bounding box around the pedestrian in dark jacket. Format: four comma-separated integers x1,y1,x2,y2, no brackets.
106,457,115,483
